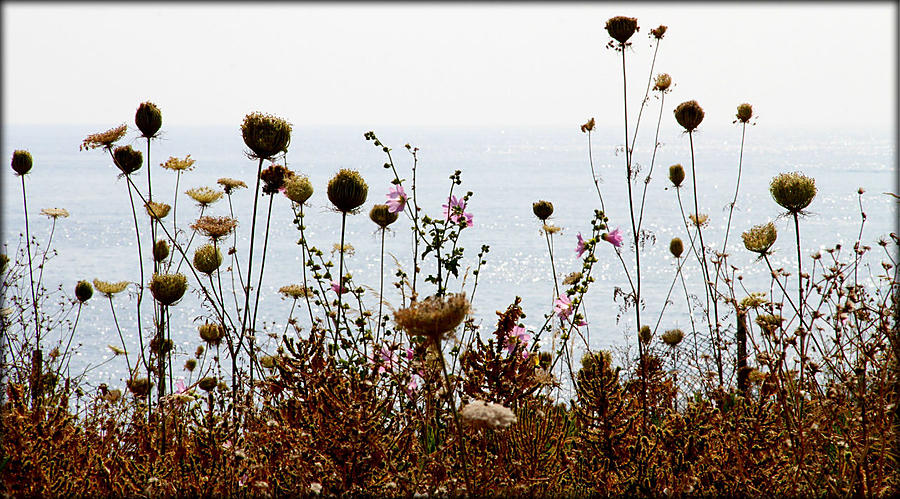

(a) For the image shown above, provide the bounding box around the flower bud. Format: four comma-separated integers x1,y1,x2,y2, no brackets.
369,204,398,228
532,200,554,221
674,100,704,132
193,243,222,275
669,238,684,258
113,145,143,175
11,150,33,176
327,169,368,213
241,112,292,159
284,175,314,204
153,240,170,262
736,103,753,123
75,280,93,303
198,376,217,392
149,272,187,306
135,101,162,138
605,16,639,44
668,164,685,187
769,172,817,213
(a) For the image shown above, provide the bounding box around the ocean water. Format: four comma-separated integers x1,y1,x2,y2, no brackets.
2,123,896,390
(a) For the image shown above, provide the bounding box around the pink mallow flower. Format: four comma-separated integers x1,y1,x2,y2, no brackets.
331,281,349,295
575,233,588,258
405,377,420,396
554,294,573,320
378,346,398,374
603,228,624,248
443,195,473,228
175,379,187,394
386,184,408,214
505,325,532,355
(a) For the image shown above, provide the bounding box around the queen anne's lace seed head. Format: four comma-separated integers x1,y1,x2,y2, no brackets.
460,400,517,429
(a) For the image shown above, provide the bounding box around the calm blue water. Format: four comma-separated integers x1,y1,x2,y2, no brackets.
2,123,896,390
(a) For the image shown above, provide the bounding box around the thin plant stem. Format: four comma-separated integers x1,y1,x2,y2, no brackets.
107,295,133,375
336,211,348,330
376,227,387,341
239,157,266,400
249,194,276,393
544,230,560,300
435,342,473,494
20,177,41,386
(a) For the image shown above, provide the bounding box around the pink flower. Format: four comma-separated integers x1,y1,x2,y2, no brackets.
405,377,419,396
505,325,531,354
554,294,573,320
406,347,415,360
603,228,624,248
443,195,473,228
378,346,399,374
175,379,187,394
386,184,407,213
577,319,588,328
575,233,588,258
331,281,348,295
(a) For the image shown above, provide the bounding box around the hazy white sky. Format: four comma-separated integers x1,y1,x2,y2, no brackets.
3,2,897,131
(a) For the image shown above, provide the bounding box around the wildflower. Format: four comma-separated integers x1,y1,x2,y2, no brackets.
541,223,561,235
175,378,187,395
127,377,151,397
241,112,292,159
40,208,69,219
386,184,408,213
108,344,126,356
193,244,222,275
113,145,143,175
332,243,355,256
460,400,517,429
145,201,171,219
736,103,753,123
742,222,777,255
327,169,368,213
260,163,294,195
605,16,639,44
689,213,709,228
602,228,624,248
505,325,531,355
669,237,684,258
279,284,312,299
191,216,238,240
283,175,313,204
580,118,595,133
149,272,187,306
394,293,470,343
185,186,223,207
75,280,93,302
135,101,162,138
198,376,217,392
770,172,817,213
554,294,573,320
217,177,247,193
11,150,33,175
674,100,705,132
661,328,684,346
158,156,194,173
80,124,127,151
575,233,588,258
443,195,473,227
153,240,169,262
739,292,769,309
199,323,224,345
375,346,399,374
669,164,685,187
650,25,667,39
309,483,323,495
562,272,582,285
532,200,554,221
405,377,419,396
93,279,129,297
331,281,349,295
370,204,398,228
653,73,672,92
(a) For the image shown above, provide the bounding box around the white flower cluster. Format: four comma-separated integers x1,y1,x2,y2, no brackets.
460,400,517,430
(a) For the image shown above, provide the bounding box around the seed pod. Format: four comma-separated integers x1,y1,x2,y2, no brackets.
327,169,368,213
153,240,170,262
127,377,151,397
75,280,94,303
736,103,753,123
661,328,684,346
260,164,293,195
639,325,652,344
193,244,222,275
605,16,639,44
674,100,705,132
653,73,672,92
369,204,398,228
742,222,778,255
769,172,817,213
149,272,187,306
668,164,685,187
185,358,197,372
532,200,554,221
284,175,314,204
669,238,684,258
241,112,292,159
113,145,143,175
11,150,33,176
199,323,225,345
135,101,162,138
198,376,217,392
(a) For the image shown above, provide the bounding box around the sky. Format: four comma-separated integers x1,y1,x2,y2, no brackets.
2,2,897,132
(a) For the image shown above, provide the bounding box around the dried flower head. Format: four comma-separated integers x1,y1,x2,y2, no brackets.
532,200,554,221
653,73,672,92
93,279,129,297
11,150,33,176
742,222,778,255
674,100,705,132
153,240,170,262
580,118,595,133
369,204,399,228
739,292,769,310
563,272,582,286
145,201,171,220
327,169,369,213
651,25,667,39
460,400,517,430
331,243,355,256
113,145,143,175
755,313,784,333
198,376,217,392
81,124,127,151
191,216,238,240
541,223,561,235
199,323,225,345
185,187,224,207
185,358,197,371
605,16,639,44
770,172,817,213
284,175,313,204
135,101,162,138
279,284,312,299
669,237,684,258
127,377,151,397
639,325,652,344
736,103,753,123
217,177,247,194
149,272,187,306
193,244,222,275
241,112,292,159
260,164,294,195
395,293,470,343
689,213,709,228
661,328,684,346
668,164,685,187
75,280,93,303
40,208,69,219
160,155,195,172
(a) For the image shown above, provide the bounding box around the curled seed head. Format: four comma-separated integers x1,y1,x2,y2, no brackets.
241,112,292,159
127,377,151,397
653,73,672,92
668,164,685,187
639,325,652,344
674,100,705,131
769,172,817,213
135,101,162,138
742,222,778,254
369,204,399,228
11,150,33,176
153,240,170,262
113,145,143,175
199,323,225,345
395,293,470,343
532,200,554,221
260,164,294,195
284,175,313,204
605,16,639,44
193,243,222,275
661,328,684,346
736,103,753,123
149,273,187,306
669,237,684,258
198,376,217,392
327,169,368,213
185,358,197,371
75,280,93,303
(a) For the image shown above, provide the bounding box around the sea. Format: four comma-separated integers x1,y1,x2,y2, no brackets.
2,123,896,392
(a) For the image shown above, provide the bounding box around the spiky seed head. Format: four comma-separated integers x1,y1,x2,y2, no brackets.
193,244,222,275
327,169,368,213
742,222,778,254
669,164,685,187
651,25,667,39
241,112,292,159
135,101,162,138
639,325,652,344
769,172,817,213
674,100,705,131
605,16,639,44
284,175,313,204
661,328,684,346
669,237,684,258
653,73,672,91
11,150,33,176
113,145,143,175
149,273,187,306
185,358,197,371
198,376,217,392
199,323,224,345
395,293,470,343
160,155,195,172
217,177,247,194
75,280,93,303
736,103,753,123
153,240,169,262
191,216,238,240
369,204,398,228
127,377,151,397
260,164,294,195
532,200,554,221
145,201,171,220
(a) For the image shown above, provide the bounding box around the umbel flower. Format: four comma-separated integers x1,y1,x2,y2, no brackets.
770,172,817,213
241,112,292,159
161,155,195,172
80,124,127,151
327,169,368,213
742,222,778,255
580,118,595,133
11,150,33,176
193,244,222,275
199,323,225,345
113,145,143,176
260,164,294,195
668,164,685,187
394,293,470,343
218,177,247,194
279,284,312,299
605,16,639,44
674,100,705,132
689,213,709,228
75,280,93,303
284,175,313,204
369,204,399,229
40,208,69,219
135,101,162,139
191,216,238,240
460,400,517,430
149,272,187,306
185,186,224,207
145,201,171,220
653,73,672,92
532,200,554,221
662,328,684,346
736,103,753,124
93,279,129,297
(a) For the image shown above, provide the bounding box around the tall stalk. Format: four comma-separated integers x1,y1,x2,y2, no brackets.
20,175,41,405
336,211,348,330
238,157,265,399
